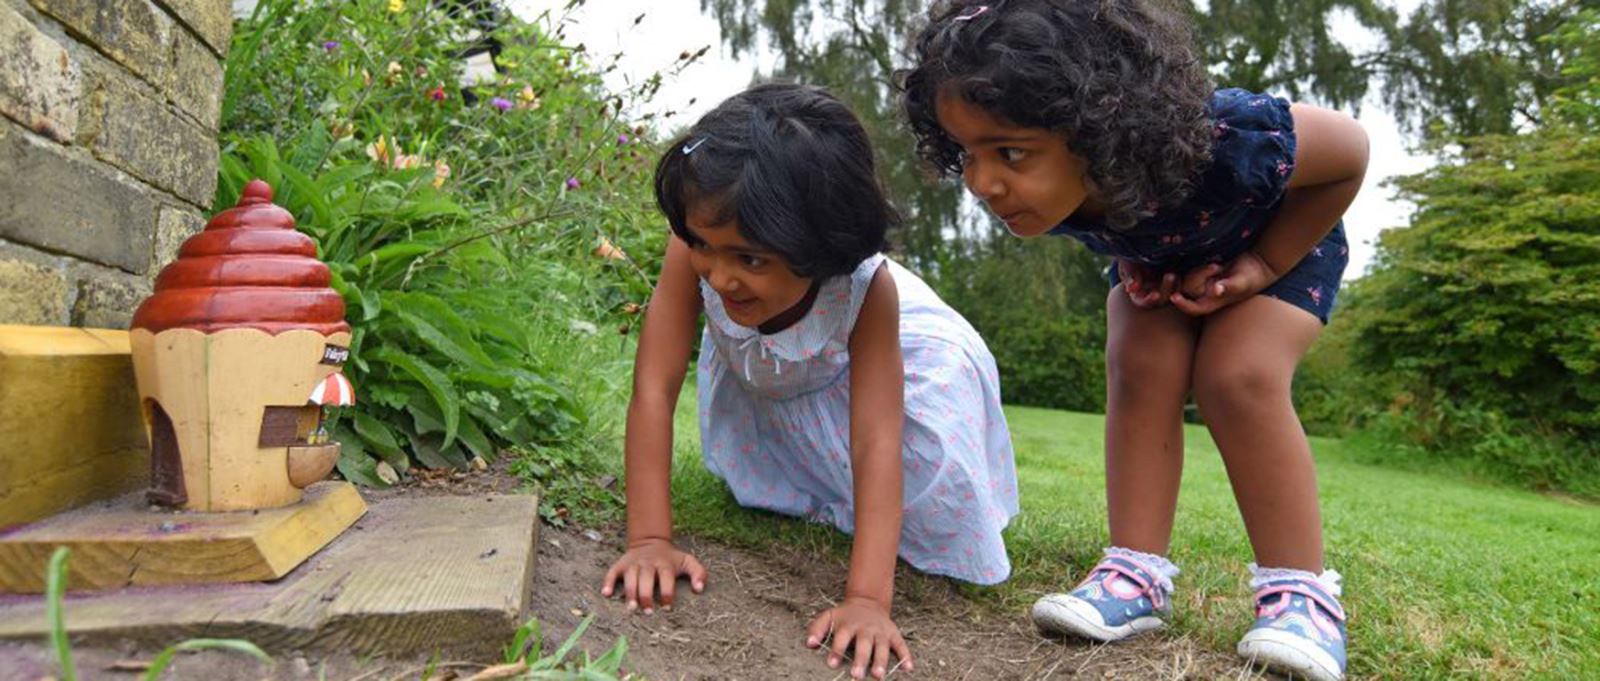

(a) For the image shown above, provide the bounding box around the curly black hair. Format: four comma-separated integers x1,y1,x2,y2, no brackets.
897,0,1215,230
654,83,894,279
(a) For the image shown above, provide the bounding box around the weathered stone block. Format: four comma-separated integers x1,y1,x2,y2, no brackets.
83,72,217,207
165,27,223,129
0,3,80,143
72,269,151,329
153,205,204,273
29,0,172,91
0,121,159,274
0,257,68,326
156,0,233,57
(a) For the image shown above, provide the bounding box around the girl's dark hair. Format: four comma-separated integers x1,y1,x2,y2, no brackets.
654,83,893,279
898,0,1215,230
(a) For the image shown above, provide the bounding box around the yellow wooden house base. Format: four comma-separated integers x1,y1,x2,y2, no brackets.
0,481,366,593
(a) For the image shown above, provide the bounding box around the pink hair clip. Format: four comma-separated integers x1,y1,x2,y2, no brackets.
954,5,990,21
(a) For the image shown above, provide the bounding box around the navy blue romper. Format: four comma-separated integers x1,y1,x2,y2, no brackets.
1048,88,1349,323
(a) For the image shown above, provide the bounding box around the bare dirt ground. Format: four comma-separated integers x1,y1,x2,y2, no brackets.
1,466,1259,680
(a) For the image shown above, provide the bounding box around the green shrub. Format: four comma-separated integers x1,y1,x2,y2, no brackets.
978,310,1106,413
216,0,675,492
931,231,1110,413
1303,9,1600,496
1326,124,1600,496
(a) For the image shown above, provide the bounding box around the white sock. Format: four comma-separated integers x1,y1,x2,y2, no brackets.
1249,563,1343,597
1105,546,1180,594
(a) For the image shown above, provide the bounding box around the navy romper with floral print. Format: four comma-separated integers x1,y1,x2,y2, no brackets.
1048,88,1349,323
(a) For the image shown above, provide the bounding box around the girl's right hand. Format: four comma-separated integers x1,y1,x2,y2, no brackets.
806,597,912,679
1119,259,1176,309
601,538,708,613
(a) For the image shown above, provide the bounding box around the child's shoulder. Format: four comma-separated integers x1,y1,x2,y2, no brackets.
1195,88,1297,208
1208,88,1294,137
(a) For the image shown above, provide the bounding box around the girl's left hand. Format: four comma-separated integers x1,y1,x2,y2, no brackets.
805,597,912,679
1168,250,1279,316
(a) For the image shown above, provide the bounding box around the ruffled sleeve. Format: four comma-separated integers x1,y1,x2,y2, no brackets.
1202,88,1298,207
843,253,887,330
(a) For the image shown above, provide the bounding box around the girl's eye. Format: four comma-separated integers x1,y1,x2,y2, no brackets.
739,254,767,268
999,147,1027,163
689,240,711,252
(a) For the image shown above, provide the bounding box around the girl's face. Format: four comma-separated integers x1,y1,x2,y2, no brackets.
683,202,814,328
934,92,1095,237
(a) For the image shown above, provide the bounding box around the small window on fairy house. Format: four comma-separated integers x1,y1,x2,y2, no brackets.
260,406,321,447
260,372,356,447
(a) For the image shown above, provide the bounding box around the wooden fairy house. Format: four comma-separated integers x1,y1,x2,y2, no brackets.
130,179,354,512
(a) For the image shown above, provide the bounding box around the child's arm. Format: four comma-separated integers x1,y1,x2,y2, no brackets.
1173,104,1369,313
601,236,707,612
804,264,913,679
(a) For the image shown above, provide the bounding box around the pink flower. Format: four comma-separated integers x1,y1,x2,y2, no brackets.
566,177,580,190
617,134,630,145
429,86,446,102
323,41,340,51
490,97,513,112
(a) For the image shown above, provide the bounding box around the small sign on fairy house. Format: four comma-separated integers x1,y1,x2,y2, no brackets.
130,179,355,512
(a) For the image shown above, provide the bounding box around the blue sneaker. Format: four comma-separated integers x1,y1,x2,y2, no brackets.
1031,554,1172,642
1237,576,1347,681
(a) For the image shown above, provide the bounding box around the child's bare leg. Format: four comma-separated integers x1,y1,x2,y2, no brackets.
1104,287,1198,555
1191,296,1325,571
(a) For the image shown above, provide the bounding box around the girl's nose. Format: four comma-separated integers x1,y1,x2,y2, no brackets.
964,162,1004,201
706,261,738,293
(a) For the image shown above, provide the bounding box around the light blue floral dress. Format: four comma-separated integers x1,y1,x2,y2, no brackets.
697,254,1018,584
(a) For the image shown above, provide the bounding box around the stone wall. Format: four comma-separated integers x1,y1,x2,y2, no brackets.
0,0,230,328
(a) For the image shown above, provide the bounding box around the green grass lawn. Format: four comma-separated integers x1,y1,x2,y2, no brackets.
667,402,1600,679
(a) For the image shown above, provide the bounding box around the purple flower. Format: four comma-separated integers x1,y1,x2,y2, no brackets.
490,97,513,112
566,177,580,190
323,41,340,51
617,134,629,145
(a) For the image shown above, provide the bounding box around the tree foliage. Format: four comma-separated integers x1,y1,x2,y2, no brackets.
938,236,1111,412
1350,130,1600,433
1311,8,1600,493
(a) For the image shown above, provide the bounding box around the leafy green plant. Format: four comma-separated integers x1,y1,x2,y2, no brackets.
459,616,628,679
44,547,272,681
215,136,590,485
45,547,74,680
216,0,682,488
140,639,274,681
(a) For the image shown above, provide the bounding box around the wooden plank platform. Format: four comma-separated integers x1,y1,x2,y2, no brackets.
0,492,539,658
0,482,367,592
